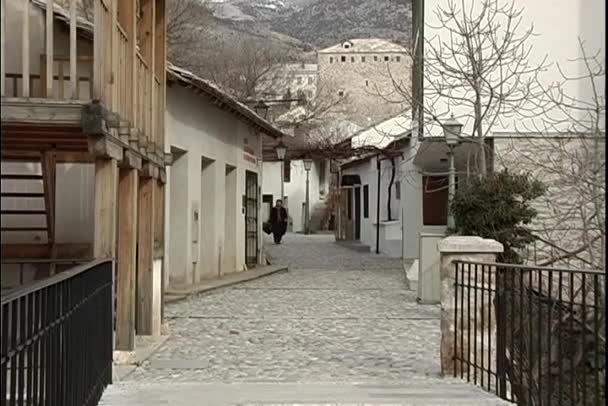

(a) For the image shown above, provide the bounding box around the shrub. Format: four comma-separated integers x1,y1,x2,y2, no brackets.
451,170,546,263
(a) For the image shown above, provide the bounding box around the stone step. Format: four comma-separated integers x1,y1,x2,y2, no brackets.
99,381,511,406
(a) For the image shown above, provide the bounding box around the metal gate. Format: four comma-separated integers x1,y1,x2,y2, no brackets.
245,171,258,267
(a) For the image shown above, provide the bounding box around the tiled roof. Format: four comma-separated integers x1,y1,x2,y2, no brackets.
318,39,407,54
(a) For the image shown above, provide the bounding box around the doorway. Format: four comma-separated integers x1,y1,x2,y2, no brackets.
244,171,258,267
354,186,361,240
223,165,237,275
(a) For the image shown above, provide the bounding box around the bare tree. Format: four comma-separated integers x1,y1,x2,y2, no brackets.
394,0,549,176
167,0,212,50
496,40,606,270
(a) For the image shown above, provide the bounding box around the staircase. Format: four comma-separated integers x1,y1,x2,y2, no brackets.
1,152,56,265
100,381,512,405
308,196,330,232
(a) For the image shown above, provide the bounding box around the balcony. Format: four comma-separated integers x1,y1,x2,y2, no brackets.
1,0,166,166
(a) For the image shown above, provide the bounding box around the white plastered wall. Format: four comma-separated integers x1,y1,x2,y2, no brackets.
165,85,263,287
261,159,322,233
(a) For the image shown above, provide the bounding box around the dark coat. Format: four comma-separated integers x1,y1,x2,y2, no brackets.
270,206,288,236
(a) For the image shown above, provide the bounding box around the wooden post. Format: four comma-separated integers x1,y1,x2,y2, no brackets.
137,176,157,335
69,0,77,98
22,0,30,97
1,0,6,96
94,158,118,258
93,0,102,99
46,0,54,98
116,168,138,351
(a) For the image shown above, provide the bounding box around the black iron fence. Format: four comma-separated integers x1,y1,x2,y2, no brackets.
453,260,606,405
1,258,113,406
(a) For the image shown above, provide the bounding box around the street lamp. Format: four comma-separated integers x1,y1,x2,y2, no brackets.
303,158,313,234
254,100,270,119
276,140,287,201
442,113,463,230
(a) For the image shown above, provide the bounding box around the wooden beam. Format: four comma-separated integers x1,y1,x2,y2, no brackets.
70,0,77,98
116,167,138,351
137,176,157,335
41,151,56,244
93,158,118,258
46,0,54,98
1,243,92,259
88,135,124,161
1,0,5,96
22,0,30,97
1,98,86,124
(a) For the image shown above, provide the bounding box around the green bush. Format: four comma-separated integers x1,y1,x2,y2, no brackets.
451,170,546,263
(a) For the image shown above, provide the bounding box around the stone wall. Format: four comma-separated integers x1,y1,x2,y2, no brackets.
493,136,605,269
318,51,411,128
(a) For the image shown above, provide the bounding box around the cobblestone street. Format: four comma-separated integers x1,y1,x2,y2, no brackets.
101,234,507,404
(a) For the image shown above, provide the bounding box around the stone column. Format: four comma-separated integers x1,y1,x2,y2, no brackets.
438,236,504,377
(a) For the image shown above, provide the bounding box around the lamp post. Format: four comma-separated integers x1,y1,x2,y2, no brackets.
303,158,313,234
276,140,287,201
254,100,270,119
442,113,463,229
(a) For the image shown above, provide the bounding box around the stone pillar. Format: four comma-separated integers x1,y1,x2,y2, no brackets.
438,236,503,377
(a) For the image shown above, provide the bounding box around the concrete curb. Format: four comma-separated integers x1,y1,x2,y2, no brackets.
164,265,288,304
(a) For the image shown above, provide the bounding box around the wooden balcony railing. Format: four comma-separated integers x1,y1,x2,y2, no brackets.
1,0,165,161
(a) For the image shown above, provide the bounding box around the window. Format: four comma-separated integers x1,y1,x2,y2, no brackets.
365,80,369,87
351,56,355,63
284,159,291,183
422,176,448,225
344,43,351,49
308,76,313,85
341,56,346,62
374,56,378,62
330,57,334,64
396,56,401,62
363,185,369,218
384,56,390,62
361,56,366,63
395,181,401,200
338,90,345,97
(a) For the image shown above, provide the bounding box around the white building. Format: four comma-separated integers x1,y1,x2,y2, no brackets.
165,65,287,288
262,158,331,233
257,63,318,104
337,115,482,262
417,0,605,137
415,0,606,268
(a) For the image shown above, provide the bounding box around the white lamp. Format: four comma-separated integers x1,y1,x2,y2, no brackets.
442,113,463,146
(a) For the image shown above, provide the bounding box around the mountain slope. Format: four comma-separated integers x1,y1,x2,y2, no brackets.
209,0,412,49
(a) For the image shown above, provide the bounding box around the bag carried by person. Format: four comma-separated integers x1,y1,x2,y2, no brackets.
263,221,272,235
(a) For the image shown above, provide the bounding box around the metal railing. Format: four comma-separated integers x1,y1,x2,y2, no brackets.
1,258,113,406
453,260,606,405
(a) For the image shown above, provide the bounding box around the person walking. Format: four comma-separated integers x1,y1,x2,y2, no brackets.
269,199,288,244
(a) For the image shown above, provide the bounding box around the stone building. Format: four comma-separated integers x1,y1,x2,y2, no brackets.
257,63,318,105
317,39,411,128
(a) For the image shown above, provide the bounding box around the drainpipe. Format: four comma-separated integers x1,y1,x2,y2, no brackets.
376,156,381,254
387,158,396,221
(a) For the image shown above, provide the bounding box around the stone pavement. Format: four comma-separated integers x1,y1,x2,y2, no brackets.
100,234,508,405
